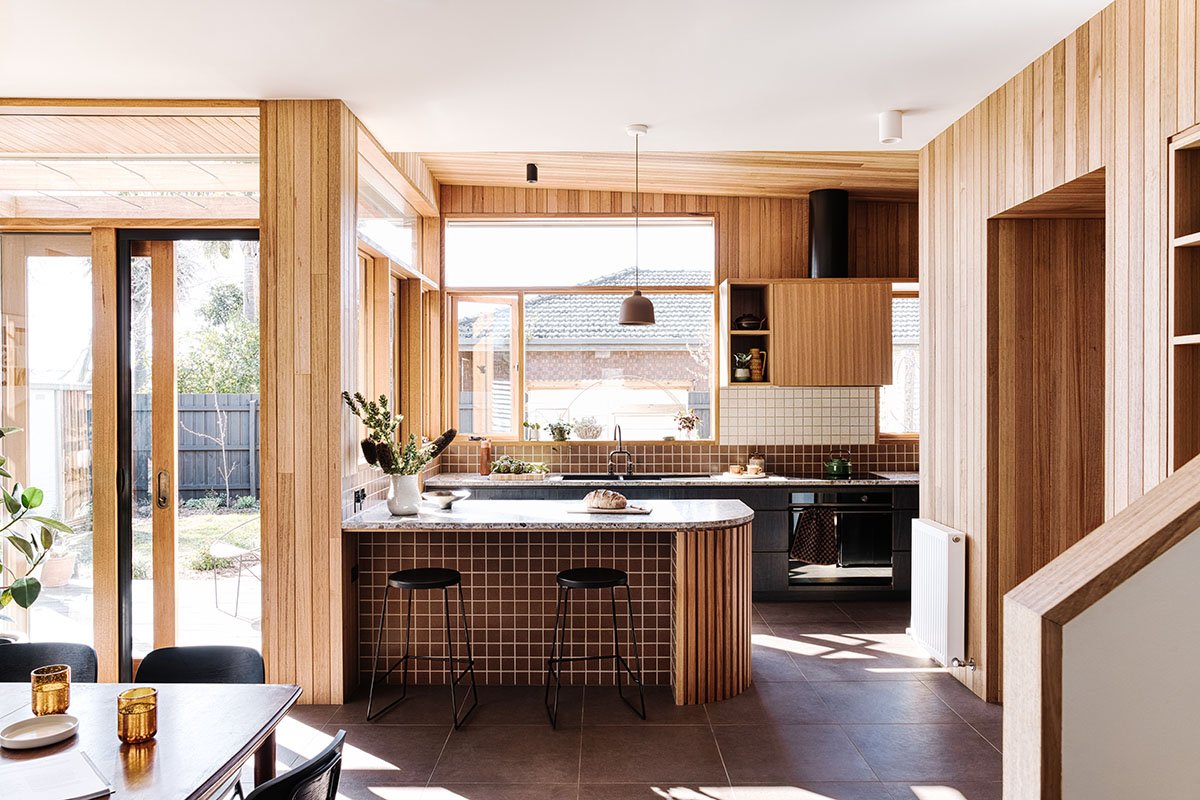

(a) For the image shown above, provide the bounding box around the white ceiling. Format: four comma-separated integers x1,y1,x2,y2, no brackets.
0,0,1108,152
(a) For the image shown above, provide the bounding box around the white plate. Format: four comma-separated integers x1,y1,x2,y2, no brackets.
717,472,768,480
0,714,80,750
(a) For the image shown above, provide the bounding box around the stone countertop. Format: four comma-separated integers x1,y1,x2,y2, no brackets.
342,498,754,532
425,471,920,488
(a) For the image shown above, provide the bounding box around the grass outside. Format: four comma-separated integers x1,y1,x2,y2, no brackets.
131,509,261,579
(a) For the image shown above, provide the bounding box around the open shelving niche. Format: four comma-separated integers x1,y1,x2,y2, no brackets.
719,281,772,386
1169,125,1200,470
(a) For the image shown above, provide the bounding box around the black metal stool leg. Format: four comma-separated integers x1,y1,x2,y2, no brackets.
544,586,569,728
443,585,479,729
456,583,480,724
609,587,624,697
624,583,646,719
366,585,390,721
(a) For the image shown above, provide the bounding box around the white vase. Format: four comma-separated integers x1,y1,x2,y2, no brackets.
387,474,422,516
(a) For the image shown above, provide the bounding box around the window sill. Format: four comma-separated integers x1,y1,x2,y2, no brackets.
878,433,920,443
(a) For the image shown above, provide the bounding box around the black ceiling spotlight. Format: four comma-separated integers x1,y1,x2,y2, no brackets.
526,162,538,184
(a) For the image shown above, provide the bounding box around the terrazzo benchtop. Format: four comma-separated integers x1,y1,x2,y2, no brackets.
425,471,919,488
342,498,754,531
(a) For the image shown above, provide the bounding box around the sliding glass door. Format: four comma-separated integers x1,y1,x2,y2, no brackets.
118,232,261,673
0,234,95,645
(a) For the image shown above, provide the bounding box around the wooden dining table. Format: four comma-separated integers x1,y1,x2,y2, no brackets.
0,681,301,799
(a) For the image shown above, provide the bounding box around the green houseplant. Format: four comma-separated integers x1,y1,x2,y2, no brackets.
343,392,456,515
548,420,573,442
0,426,73,619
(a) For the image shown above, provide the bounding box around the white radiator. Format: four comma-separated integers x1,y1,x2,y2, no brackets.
908,518,967,667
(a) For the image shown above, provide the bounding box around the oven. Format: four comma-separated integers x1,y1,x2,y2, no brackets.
789,490,894,571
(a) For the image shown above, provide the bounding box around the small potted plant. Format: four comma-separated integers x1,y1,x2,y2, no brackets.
733,352,752,382
674,408,701,440
548,420,573,442
0,426,73,624
522,420,542,441
343,392,457,515
573,416,603,440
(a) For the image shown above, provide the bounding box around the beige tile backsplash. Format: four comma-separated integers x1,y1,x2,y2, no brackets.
719,386,877,446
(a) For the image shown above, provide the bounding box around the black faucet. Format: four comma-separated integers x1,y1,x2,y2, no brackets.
607,424,634,479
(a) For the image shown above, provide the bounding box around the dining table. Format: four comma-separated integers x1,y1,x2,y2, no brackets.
0,681,301,799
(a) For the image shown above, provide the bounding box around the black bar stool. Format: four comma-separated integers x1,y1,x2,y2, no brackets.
544,566,646,728
367,567,479,728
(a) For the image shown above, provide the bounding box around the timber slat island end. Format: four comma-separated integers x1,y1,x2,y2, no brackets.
342,498,754,706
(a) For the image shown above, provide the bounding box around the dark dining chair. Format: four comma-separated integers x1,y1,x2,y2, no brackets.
135,645,265,800
244,730,345,800
135,645,265,684
0,642,98,682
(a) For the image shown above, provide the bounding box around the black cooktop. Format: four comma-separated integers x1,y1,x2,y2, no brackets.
782,472,887,481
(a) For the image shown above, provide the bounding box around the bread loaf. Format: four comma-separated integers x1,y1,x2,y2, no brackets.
584,488,627,510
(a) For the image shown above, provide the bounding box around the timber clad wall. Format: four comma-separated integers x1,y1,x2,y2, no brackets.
440,186,917,281
921,0,1190,700
260,99,358,703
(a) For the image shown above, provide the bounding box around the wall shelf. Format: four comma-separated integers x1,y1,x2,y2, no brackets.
1169,128,1200,470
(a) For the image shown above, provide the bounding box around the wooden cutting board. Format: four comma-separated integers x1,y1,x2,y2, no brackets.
566,505,652,515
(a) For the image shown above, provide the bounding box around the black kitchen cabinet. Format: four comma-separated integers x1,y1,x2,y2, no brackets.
429,478,917,597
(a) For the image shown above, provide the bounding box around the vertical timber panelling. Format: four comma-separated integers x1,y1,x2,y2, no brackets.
922,0,1188,701
91,228,119,681
260,100,358,703
671,522,752,705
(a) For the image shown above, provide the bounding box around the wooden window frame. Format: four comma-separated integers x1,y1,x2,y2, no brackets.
878,286,920,442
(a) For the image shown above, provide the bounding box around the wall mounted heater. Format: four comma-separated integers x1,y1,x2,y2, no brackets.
908,518,967,667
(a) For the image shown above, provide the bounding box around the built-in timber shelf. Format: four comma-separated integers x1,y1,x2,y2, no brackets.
1173,231,1200,248
1169,125,1200,470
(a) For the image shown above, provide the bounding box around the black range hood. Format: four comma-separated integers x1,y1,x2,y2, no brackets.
809,188,849,278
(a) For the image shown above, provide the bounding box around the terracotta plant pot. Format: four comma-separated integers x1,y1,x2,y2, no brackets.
39,552,77,588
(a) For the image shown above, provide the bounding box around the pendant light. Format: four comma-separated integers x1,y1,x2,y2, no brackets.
619,123,655,325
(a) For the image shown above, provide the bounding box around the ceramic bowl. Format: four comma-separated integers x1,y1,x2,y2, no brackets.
421,489,471,510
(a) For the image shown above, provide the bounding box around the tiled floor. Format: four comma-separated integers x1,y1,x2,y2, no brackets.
268,601,1002,800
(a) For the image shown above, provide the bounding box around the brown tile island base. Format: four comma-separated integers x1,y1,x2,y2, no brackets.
342,498,754,705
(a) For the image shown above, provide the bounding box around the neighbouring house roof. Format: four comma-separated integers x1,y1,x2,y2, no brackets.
458,268,713,347
893,297,919,345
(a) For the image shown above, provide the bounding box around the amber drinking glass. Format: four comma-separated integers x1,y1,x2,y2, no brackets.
117,687,158,744
31,664,71,716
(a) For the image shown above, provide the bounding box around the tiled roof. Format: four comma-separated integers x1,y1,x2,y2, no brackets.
892,297,919,345
458,269,713,345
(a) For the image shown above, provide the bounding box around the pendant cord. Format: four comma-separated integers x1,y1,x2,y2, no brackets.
634,132,640,291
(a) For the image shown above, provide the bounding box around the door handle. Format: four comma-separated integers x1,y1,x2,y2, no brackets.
156,470,171,509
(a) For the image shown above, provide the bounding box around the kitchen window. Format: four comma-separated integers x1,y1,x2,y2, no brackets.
879,286,919,436
446,218,717,441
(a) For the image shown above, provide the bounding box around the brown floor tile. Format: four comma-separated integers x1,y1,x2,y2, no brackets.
333,772,427,799
712,724,877,784
431,784,579,799
754,602,856,625
835,601,911,622
322,724,450,784
430,724,581,784
842,724,1002,783
885,781,1003,800
470,685,582,727
808,682,961,724
919,674,1002,725
788,633,938,683
580,783,729,799
579,725,727,784
286,703,338,727
704,681,835,726
330,685,461,727
584,685,707,725
852,619,912,635
722,783,894,799
971,721,1003,753
750,646,808,682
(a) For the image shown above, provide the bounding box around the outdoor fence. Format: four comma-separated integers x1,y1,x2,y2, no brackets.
133,393,261,503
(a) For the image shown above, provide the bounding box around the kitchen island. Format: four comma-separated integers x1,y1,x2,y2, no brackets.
343,498,754,705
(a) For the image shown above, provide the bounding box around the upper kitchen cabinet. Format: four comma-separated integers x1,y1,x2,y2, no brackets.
770,280,892,386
